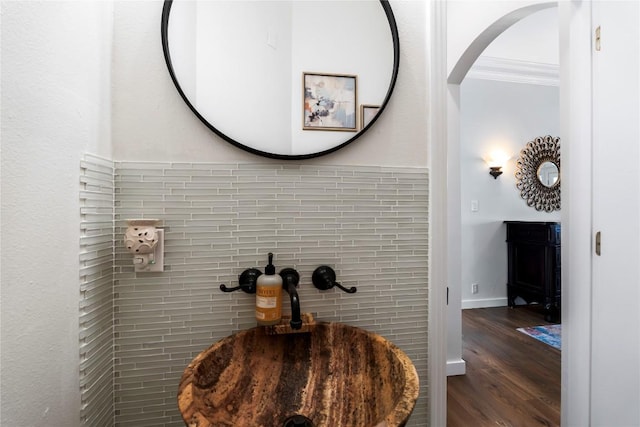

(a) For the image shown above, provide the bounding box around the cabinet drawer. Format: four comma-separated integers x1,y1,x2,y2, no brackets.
506,222,560,244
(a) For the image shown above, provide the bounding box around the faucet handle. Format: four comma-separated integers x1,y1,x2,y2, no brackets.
219,268,262,293
312,266,357,294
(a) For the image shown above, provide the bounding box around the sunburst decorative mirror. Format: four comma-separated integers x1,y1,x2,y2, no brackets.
515,135,561,212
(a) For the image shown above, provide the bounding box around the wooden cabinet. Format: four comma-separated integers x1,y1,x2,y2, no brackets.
505,221,561,322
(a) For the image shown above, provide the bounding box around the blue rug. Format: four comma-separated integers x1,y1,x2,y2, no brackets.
517,324,561,350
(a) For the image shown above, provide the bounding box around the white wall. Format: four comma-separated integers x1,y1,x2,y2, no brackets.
0,2,113,426
112,0,428,167
459,78,560,308
558,3,592,423
482,6,558,64
193,1,293,153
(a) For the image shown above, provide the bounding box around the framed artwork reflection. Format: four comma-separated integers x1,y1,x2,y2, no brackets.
303,72,357,131
360,104,380,129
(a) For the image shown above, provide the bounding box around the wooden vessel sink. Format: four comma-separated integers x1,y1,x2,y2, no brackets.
177,322,419,427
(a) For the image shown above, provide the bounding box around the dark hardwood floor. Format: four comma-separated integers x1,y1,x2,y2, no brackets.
447,306,560,427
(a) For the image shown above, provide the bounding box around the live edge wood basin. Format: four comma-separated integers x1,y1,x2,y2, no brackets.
177,322,419,427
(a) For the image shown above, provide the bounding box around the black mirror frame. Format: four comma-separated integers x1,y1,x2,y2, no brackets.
161,0,400,160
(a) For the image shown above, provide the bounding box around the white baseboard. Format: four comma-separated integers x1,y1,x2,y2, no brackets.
447,358,466,376
461,297,508,309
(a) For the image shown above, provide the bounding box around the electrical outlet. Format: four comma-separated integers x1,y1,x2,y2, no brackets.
471,283,479,294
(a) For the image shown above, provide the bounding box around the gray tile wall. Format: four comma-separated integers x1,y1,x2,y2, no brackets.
82,160,429,427
80,155,115,427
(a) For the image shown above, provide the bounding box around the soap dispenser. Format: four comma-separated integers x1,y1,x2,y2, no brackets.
255,252,283,326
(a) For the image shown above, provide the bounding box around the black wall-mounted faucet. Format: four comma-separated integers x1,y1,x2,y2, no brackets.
312,266,357,294
280,268,302,330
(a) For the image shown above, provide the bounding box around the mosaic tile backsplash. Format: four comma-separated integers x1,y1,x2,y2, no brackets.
81,157,429,427
80,155,115,426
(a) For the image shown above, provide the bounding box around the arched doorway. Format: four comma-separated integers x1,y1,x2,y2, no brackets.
428,2,564,425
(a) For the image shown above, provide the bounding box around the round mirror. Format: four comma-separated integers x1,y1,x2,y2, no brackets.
537,161,559,188
515,135,561,212
161,0,400,159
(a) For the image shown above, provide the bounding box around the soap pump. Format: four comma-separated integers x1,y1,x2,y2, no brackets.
255,252,283,326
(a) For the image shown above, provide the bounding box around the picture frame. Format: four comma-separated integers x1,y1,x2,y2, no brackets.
303,72,357,131
360,104,380,129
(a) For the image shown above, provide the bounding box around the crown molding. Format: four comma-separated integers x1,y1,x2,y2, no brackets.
466,56,559,86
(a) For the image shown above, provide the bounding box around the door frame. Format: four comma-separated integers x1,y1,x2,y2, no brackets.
428,2,593,425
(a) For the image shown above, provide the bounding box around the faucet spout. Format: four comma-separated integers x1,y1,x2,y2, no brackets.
286,283,302,330
280,268,302,330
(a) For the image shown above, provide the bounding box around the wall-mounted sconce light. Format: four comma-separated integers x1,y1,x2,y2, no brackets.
487,150,509,180
124,219,164,272
489,166,503,179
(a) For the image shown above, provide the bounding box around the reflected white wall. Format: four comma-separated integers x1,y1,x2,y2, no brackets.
165,1,396,157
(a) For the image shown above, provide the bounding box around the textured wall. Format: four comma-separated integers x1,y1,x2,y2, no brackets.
1,2,112,426
111,162,429,426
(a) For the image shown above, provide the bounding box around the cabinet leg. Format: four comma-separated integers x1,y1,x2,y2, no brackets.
544,301,559,323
